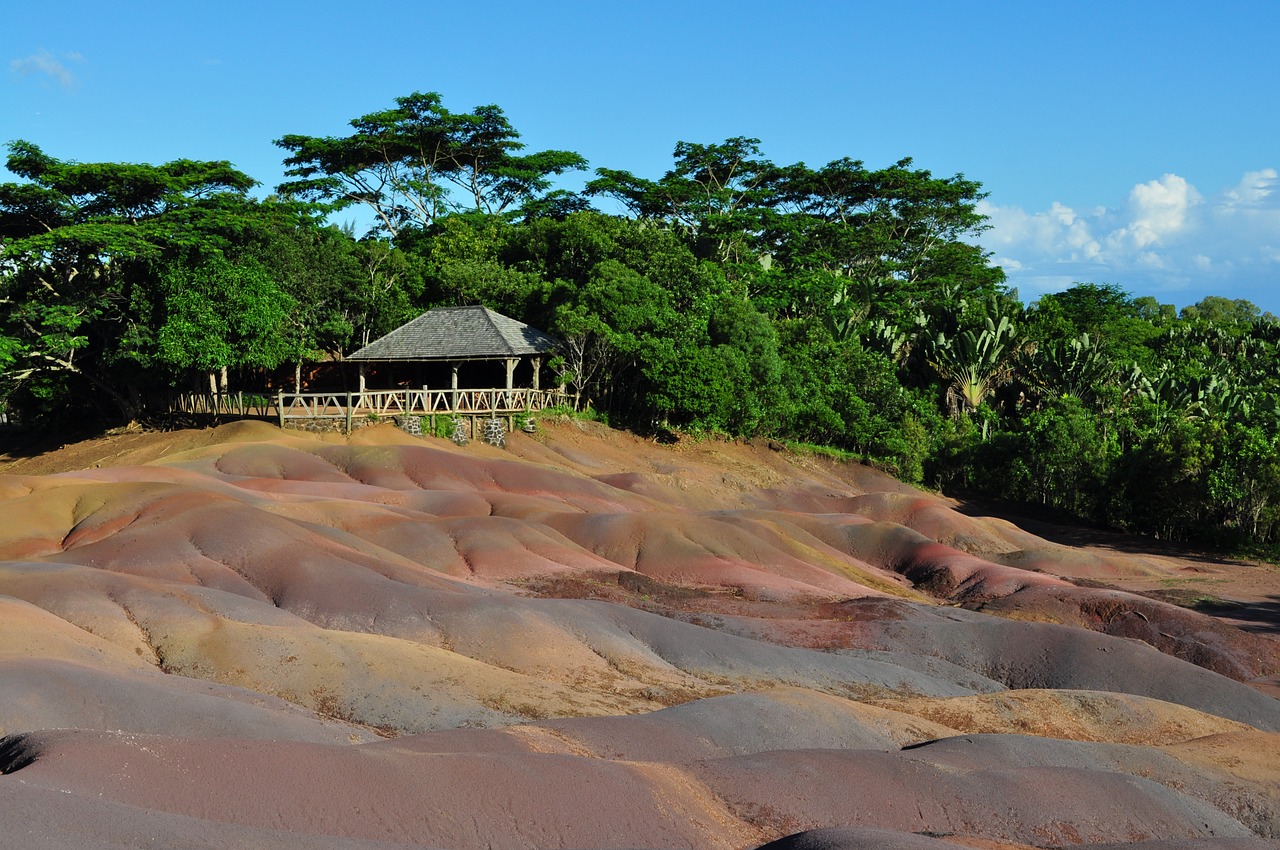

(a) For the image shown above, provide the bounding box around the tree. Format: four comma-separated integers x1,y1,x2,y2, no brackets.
1033,283,1133,332
156,256,295,393
768,157,995,331
1180,295,1263,324
586,137,779,267
928,312,1017,437
545,258,682,416
230,205,380,384
1207,413,1280,543
1021,332,1117,410
1025,282,1161,372
1132,295,1176,323
411,213,542,316
698,294,784,433
276,92,587,237
0,141,264,420
977,394,1117,517
343,238,423,352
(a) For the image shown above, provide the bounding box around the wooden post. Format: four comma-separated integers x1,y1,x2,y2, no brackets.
505,358,517,391
277,390,285,429
450,363,459,412
358,364,366,393
345,392,354,434
532,356,541,391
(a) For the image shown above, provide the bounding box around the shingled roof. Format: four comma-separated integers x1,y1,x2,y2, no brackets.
347,306,560,362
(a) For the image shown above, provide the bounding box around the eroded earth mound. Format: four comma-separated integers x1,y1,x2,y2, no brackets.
1,418,1278,850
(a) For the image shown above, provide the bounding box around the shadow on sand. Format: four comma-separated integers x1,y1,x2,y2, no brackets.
951,492,1252,567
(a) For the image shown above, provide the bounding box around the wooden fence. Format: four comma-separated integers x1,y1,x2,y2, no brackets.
276,387,572,433
145,387,572,435
147,392,275,418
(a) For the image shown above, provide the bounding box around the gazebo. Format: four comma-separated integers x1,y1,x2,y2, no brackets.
347,305,559,394
275,306,567,433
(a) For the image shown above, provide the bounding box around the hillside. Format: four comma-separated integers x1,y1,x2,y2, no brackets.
1,418,1279,850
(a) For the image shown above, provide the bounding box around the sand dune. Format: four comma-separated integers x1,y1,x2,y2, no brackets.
1,418,1278,849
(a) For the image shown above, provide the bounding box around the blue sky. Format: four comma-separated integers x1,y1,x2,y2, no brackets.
5,0,1278,314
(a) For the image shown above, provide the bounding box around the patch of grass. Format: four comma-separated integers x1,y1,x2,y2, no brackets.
536,404,608,426
1185,594,1246,612
1142,586,1243,612
777,439,863,463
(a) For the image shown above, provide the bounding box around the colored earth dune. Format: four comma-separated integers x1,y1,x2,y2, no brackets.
1,418,1278,849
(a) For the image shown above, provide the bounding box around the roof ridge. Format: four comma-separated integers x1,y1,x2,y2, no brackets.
478,306,513,355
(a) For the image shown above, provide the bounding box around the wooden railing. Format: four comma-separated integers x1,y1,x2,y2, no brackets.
276,387,571,430
144,388,571,434
147,392,275,418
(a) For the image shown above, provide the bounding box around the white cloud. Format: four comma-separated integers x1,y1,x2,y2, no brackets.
980,168,1280,312
10,49,83,88
1223,168,1276,208
977,199,1101,261
1109,174,1202,250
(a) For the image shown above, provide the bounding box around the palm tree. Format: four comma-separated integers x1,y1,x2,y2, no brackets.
1023,332,1116,409
928,313,1017,438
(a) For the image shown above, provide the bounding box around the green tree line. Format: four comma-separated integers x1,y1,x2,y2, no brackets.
3,91,1278,551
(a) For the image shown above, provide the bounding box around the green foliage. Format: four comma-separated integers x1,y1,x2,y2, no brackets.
974,395,1118,517
702,295,784,433
1022,332,1116,410
0,142,379,420
771,157,994,318
587,137,778,267
1206,417,1280,544
1180,295,1264,324
1024,283,1162,372
415,214,543,315
0,141,271,419
156,257,295,372
928,311,1017,422
276,92,587,236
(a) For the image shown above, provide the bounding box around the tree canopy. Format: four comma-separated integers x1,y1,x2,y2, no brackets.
275,92,587,237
